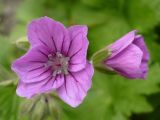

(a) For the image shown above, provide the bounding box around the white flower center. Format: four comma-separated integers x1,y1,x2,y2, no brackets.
45,52,70,76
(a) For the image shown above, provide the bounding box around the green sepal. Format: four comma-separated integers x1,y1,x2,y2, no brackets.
91,47,117,74
91,47,111,65
94,63,116,75
14,37,29,51
0,79,18,86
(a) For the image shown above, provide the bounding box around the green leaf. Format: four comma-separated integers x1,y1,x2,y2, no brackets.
0,85,19,120
16,0,46,23
71,3,107,27
142,0,160,21
124,0,158,32
80,0,106,8
0,36,16,80
0,36,13,68
16,0,68,26
144,31,160,63
80,0,126,11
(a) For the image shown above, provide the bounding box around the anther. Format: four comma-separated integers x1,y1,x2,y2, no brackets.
45,52,70,76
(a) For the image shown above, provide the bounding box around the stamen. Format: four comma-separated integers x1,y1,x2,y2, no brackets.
63,69,68,75
45,52,70,76
56,52,63,57
52,71,57,77
57,69,62,74
48,54,54,60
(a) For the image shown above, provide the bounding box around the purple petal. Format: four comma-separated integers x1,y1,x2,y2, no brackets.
12,45,52,83
133,35,150,78
52,75,64,89
106,44,143,79
65,25,89,72
56,62,94,107
16,75,64,98
108,30,137,58
69,63,86,72
27,16,66,52
140,61,148,79
134,35,150,62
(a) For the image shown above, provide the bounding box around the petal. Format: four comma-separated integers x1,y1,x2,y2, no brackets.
52,75,64,89
140,61,148,79
27,16,66,52
69,63,86,72
106,44,143,79
12,45,52,83
133,35,150,62
56,62,94,107
16,75,64,98
22,67,52,83
108,30,137,58
65,25,89,72
133,35,150,79
16,78,52,98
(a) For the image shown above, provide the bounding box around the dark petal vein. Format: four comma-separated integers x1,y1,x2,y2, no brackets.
51,36,57,52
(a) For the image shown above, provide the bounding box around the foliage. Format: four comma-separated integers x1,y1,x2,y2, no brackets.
1,0,160,120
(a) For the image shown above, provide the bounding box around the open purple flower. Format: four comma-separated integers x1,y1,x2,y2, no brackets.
12,17,94,107
105,30,149,79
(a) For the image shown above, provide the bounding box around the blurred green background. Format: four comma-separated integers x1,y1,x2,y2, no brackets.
0,0,160,120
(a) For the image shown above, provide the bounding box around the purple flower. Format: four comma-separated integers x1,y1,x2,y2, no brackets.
12,17,94,107
105,30,149,79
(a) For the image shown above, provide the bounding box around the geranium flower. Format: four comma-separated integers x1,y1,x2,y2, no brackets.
105,30,149,79
12,17,94,107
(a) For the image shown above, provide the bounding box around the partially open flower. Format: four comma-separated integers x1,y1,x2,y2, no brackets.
12,17,94,107
104,30,149,79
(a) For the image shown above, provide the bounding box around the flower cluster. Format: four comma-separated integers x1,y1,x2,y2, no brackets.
12,17,149,107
